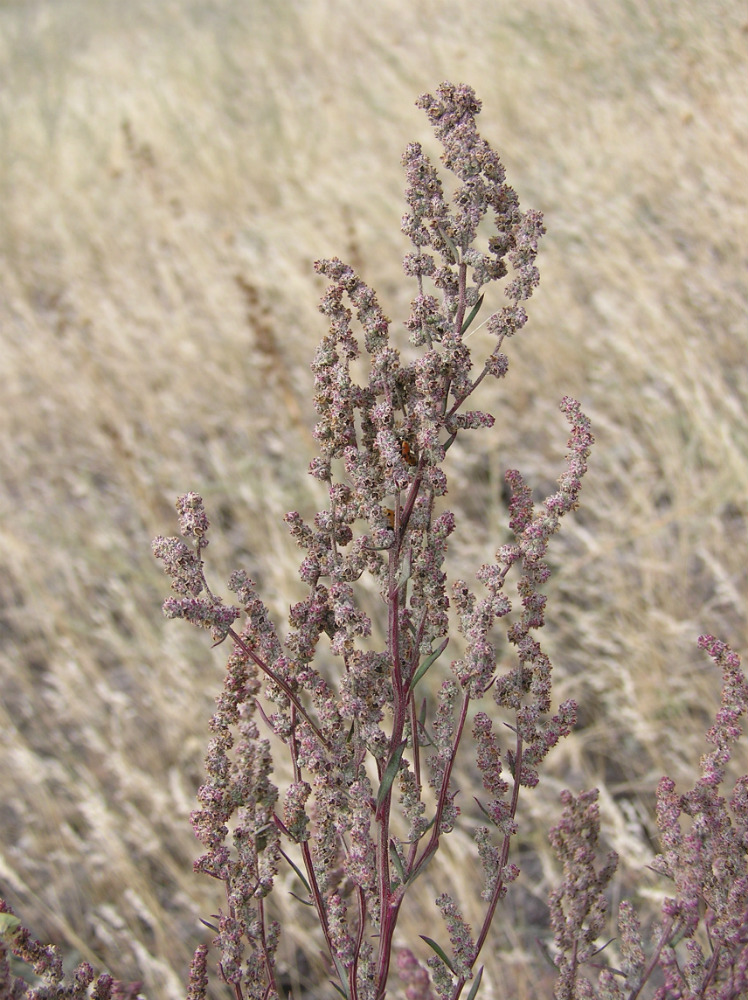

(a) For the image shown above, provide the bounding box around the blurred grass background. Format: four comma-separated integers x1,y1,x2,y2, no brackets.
0,0,746,996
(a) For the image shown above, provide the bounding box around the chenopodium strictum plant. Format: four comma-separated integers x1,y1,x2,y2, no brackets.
153,82,594,1000
548,636,748,1000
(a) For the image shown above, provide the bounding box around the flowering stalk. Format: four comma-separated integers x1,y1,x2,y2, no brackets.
0,898,139,999
548,636,748,1000
148,82,594,999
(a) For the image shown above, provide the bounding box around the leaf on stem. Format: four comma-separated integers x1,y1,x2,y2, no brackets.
376,740,408,810
330,954,351,997
279,847,312,898
465,965,484,1000
460,294,485,335
389,840,407,885
397,548,413,593
408,638,449,694
473,798,500,828
420,935,457,974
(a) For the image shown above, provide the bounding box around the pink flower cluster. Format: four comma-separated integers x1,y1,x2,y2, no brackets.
152,81,594,1000
549,636,748,999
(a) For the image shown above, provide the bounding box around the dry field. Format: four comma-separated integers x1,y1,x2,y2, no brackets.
0,1,746,997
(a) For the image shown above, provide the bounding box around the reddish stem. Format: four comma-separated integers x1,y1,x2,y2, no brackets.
227,627,328,748
448,730,524,1000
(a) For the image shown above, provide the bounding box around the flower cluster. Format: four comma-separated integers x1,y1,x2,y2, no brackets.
144,81,593,1000
549,636,748,999
152,494,241,643
0,899,140,999
548,789,619,1000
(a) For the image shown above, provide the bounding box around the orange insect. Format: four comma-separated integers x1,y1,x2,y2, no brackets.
400,438,419,466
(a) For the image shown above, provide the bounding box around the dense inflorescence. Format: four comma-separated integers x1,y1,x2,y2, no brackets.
148,81,594,1000
549,635,748,1000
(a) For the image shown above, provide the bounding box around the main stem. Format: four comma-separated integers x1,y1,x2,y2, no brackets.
374,467,426,995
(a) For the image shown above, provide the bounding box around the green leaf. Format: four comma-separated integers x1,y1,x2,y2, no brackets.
420,935,456,974
0,913,21,938
460,293,485,334
330,954,350,997
404,812,436,846
389,840,406,885
474,797,498,828
438,226,459,264
408,638,449,694
279,847,312,896
288,891,314,907
397,548,412,593
376,740,407,810
465,965,484,1000
418,697,429,730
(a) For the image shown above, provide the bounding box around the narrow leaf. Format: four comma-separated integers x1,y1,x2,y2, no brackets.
474,797,498,828
397,548,412,592
535,935,557,970
420,935,457,974
438,225,459,264
279,847,312,896
465,966,484,1000
376,740,407,810
408,638,449,693
288,891,315,907
331,955,350,998
389,839,406,884
418,697,428,729
461,293,485,334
